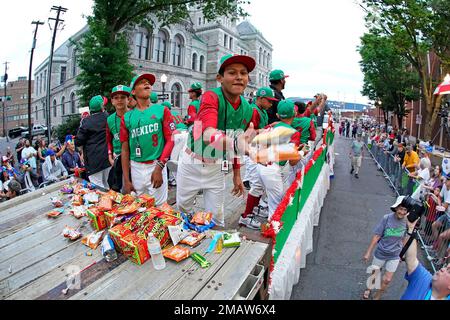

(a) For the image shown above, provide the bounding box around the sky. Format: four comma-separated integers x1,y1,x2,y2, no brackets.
0,0,369,104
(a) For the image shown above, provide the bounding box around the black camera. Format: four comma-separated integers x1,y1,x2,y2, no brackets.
401,195,425,223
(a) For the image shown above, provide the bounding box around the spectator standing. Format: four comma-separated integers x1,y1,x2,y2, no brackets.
15,138,25,164
350,134,364,178
21,139,38,185
346,120,350,138
363,196,408,300
410,161,431,201
403,145,420,195
185,83,203,126
76,95,111,189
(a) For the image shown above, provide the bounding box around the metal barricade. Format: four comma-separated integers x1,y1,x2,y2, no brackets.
364,140,448,272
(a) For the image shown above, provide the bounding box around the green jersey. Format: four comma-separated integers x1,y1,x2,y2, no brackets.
123,104,165,162
251,104,268,129
187,87,253,159
107,112,123,155
291,117,312,144
171,110,188,131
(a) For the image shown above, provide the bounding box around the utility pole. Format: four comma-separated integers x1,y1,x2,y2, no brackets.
2,61,9,141
28,21,44,141
45,5,67,142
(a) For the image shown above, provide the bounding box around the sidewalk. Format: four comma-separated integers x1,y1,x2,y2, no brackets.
290,133,408,300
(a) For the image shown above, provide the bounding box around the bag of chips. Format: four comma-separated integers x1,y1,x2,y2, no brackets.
47,208,64,218
162,245,191,262
179,231,206,247
81,230,106,249
98,195,113,211
70,206,87,219
190,212,213,225
62,226,82,241
72,194,83,206
138,194,155,208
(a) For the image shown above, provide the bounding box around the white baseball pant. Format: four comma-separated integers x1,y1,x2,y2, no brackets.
130,160,168,206
89,167,111,190
243,155,252,182
256,163,290,220
176,149,226,227
169,131,189,185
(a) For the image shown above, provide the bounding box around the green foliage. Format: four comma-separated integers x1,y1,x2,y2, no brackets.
54,114,81,143
358,31,420,118
76,0,250,107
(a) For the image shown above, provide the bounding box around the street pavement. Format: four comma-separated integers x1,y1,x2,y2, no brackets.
290,133,409,300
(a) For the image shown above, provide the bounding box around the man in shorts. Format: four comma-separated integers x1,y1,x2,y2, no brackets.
363,195,408,299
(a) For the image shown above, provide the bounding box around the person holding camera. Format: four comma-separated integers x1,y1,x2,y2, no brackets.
363,196,409,300
401,216,450,299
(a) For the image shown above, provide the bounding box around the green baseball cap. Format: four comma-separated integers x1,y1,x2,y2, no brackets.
111,85,131,98
277,100,295,119
188,82,203,92
89,95,105,113
269,69,289,81
129,73,156,90
256,87,278,101
219,54,256,74
162,101,172,110
150,92,158,103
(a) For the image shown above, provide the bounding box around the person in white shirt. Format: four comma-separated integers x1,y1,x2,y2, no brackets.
21,139,39,185
410,161,430,200
42,149,68,183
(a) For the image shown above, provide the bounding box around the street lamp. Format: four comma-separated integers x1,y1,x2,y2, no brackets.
161,74,168,102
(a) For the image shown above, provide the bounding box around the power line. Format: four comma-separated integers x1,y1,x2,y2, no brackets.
45,5,68,142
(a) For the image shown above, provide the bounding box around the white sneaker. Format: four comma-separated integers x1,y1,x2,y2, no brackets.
253,206,269,218
239,215,261,230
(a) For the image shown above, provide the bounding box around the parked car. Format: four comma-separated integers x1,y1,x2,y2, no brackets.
21,124,48,138
8,126,27,139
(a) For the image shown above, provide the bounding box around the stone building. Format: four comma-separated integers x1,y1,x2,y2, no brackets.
31,10,273,127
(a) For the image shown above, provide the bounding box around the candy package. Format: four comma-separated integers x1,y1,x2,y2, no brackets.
87,208,107,231
223,232,241,248
159,202,177,214
191,212,213,225
121,194,135,205
138,194,155,208
114,201,140,215
62,226,82,241
98,195,113,211
179,231,206,247
51,197,64,208
72,194,83,206
84,192,99,204
60,185,73,194
70,206,87,219
81,230,106,249
47,208,64,218
162,246,191,262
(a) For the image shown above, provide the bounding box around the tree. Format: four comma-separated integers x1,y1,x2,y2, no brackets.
360,0,450,140
76,0,250,108
54,114,81,143
358,31,420,129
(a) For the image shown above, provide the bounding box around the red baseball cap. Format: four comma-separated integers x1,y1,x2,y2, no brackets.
219,54,256,73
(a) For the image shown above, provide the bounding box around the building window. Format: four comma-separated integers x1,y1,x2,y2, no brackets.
267,53,271,68
61,96,65,116
53,99,57,118
154,30,168,63
229,37,233,50
60,66,66,85
70,92,76,114
263,50,267,67
259,48,263,65
171,83,182,109
72,50,77,77
42,102,46,120
43,70,47,94
192,53,197,70
135,31,151,60
172,35,183,67
224,34,228,47
35,105,39,121
198,17,201,25
199,55,205,72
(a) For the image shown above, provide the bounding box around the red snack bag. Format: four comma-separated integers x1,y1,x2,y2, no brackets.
162,246,191,262
121,194,135,205
190,212,213,225
138,194,155,208
98,195,113,211
72,194,83,206
158,202,176,214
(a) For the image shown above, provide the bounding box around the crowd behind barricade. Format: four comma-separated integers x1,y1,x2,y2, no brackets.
0,54,332,235
348,119,450,276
